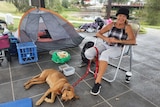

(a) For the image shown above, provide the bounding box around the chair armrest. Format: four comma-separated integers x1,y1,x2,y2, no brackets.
123,44,137,46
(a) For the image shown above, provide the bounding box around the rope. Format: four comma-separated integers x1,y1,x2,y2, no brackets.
72,46,99,87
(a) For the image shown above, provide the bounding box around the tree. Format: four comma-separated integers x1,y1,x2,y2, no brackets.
62,0,70,8
81,0,85,6
145,0,160,25
5,0,63,13
45,0,63,13
6,0,31,12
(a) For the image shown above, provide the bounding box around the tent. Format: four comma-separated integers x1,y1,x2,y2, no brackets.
18,8,83,51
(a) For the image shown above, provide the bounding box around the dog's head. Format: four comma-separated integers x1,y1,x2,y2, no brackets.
61,83,79,101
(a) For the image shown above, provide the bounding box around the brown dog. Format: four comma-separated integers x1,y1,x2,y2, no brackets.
24,69,79,105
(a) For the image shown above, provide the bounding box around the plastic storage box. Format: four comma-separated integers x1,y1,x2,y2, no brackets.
9,36,18,43
58,64,69,71
16,42,38,64
63,66,75,76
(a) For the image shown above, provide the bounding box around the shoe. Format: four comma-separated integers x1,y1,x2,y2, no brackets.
90,83,101,95
78,61,87,68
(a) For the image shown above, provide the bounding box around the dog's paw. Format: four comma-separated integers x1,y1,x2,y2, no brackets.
24,85,30,90
45,98,52,103
35,100,42,106
24,82,30,87
45,98,55,103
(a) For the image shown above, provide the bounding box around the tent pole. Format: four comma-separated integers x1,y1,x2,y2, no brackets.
39,0,45,8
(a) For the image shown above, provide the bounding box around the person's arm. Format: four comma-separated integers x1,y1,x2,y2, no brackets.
96,22,113,43
119,24,136,45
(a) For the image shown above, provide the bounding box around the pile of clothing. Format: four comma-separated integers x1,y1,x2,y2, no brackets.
0,19,7,30
78,17,105,33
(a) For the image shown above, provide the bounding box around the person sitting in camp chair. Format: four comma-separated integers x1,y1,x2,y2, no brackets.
83,8,136,95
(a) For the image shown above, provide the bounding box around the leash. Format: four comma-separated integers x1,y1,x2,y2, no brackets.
72,60,91,87
72,47,99,87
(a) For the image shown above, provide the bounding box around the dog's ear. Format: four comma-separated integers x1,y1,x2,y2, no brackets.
68,85,74,91
64,84,74,91
61,84,72,93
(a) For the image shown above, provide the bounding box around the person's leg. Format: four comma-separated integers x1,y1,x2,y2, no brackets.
95,46,122,83
90,46,122,95
85,44,106,60
95,60,108,83
90,60,108,95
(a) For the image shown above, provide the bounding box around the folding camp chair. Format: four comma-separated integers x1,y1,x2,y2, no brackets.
89,21,140,83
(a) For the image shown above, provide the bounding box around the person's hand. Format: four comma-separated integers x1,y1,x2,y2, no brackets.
108,37,118,44
103,36,111,43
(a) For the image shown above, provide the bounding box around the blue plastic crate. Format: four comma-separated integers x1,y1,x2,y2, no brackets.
16,42,38,64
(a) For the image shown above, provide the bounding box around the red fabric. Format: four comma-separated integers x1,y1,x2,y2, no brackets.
37,31,46,37
37,31,53,42
0,35,10,49
37,38,53,42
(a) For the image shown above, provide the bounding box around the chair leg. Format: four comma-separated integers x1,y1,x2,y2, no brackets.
104,46,127,82
129,46,132,72
0,50,5,60
108,63,127,72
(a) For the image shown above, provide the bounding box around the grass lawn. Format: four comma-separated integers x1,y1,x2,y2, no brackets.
0,1,22,31
0,1,16,13
0,1,23,16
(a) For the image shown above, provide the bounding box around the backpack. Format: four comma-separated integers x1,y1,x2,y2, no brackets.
81,41,94,63
95,17,104,30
